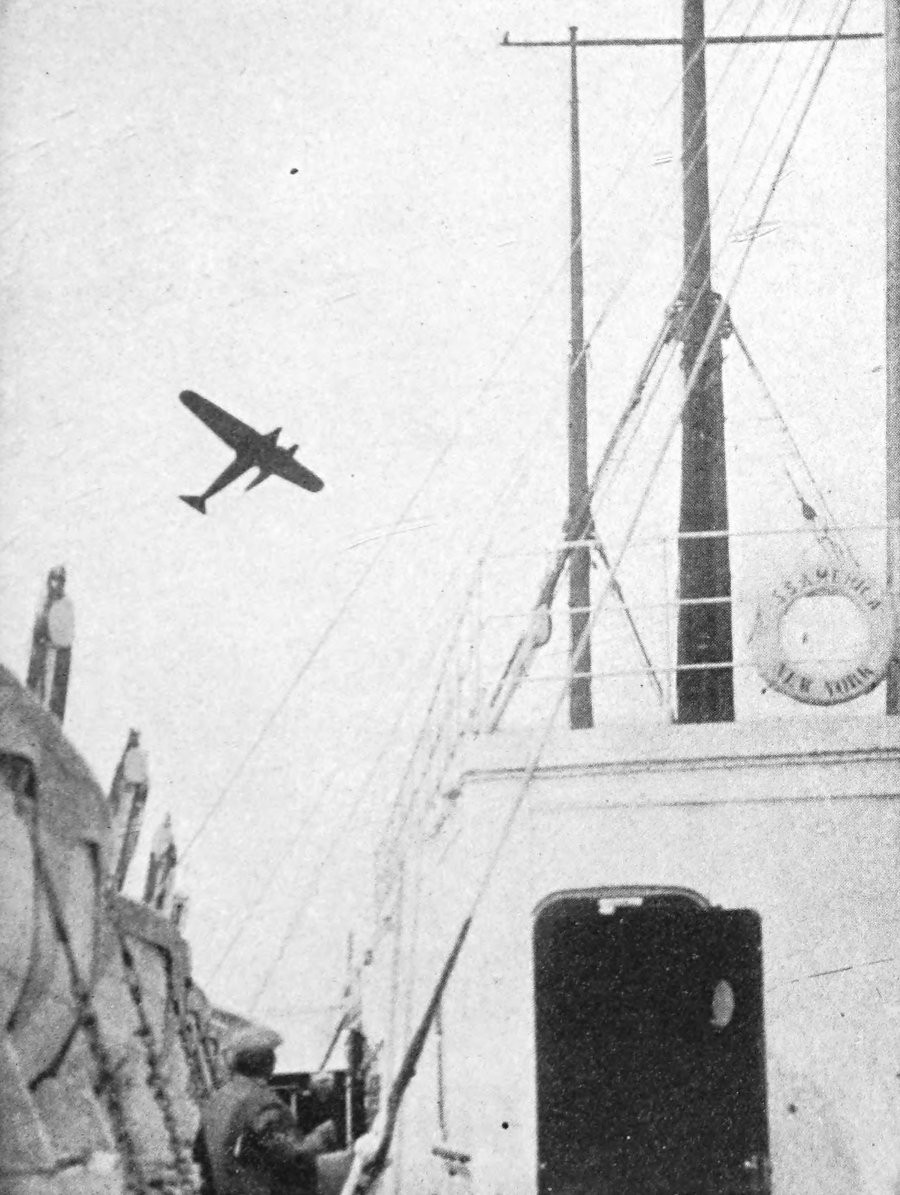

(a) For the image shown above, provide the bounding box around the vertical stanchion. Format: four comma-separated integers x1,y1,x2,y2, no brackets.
567,26,594,729
887,0,900,714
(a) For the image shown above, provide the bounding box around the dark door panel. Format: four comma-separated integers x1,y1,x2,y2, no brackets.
534,892,770,1194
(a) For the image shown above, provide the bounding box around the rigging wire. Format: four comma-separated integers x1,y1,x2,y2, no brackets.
346,0,846,922
579,0,814,436
483,316,676,727
243,585,480,1012
203,771,338,983
177,344,558,864
339,5,861,1085
473,6,784,716
565,0,829,568
203,471,509,981
247,5,862,1042
241,385,562,997
175,307,586,866
433,1,836,733
195,30,723,950
188,74,759,883
465,0,858,933
575,0,802,370
476,6,791,715
203,0,843,988
393,781,429,1102
176,1,767,866
209,596,468,984
238,335,583,994
347,0,864,1098
201,391,554,979
730,322,856,554
585,0,819,525
210,307,572,984
506,0,816,641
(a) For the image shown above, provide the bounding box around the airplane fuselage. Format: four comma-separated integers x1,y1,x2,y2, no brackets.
178,391,323,514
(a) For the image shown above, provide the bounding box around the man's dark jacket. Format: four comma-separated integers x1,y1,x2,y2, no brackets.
198,1074,334,1195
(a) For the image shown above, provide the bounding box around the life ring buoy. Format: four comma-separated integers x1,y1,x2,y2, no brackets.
749,561,897,705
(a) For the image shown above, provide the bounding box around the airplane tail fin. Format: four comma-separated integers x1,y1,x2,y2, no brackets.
179,495,207,515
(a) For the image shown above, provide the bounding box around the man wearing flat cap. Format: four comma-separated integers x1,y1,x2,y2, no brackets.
196,1027,338,1195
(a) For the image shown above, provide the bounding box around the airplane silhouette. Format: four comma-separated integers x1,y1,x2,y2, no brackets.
178,390,324,514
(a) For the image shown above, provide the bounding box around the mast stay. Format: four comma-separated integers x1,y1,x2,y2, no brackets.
493,4,886,730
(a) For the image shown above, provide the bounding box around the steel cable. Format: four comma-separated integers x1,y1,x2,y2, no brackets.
178,0,759,863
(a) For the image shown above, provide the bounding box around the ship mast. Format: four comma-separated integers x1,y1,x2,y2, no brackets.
502,14,882,727
887,0,900,715
567,26,594,730
676,0,735,724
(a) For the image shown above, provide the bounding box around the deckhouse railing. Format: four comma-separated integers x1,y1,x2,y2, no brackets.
373,520,898,923
475,521,898,728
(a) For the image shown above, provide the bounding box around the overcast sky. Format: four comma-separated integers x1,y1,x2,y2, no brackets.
0,0,889,1061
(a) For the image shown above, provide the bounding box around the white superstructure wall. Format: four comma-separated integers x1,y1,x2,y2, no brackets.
367,715,900,1195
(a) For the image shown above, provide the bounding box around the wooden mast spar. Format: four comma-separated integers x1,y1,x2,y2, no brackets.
676,0,734,724
503,11,885,725
567,26,594,730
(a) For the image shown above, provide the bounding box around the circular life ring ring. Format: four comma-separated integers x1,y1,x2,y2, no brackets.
750,561,898,705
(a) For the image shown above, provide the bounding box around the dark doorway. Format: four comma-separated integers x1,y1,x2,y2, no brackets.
534,889,770,1194
270,1069,365,1148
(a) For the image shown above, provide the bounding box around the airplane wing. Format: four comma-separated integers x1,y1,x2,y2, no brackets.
272,455,325,493
180,390,256,452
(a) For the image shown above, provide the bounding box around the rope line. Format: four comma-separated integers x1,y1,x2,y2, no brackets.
576,0,803,373
215,378,561,987
337,4,860,1135
239,362,570,995
30,835,145,1192
229,302,578,987
203,772,338,982
275,0,840,970
217,0,850,994
330,13,860,1109
116,927,197,1193
582,0,815,432
731,322,857,557
489,0,841,718
178,0,762,863
578,0,818,540
466,0,857,927
244,588,478,1011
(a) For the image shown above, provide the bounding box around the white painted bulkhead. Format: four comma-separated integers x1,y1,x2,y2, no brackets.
370,714,900,1195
